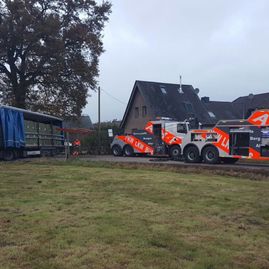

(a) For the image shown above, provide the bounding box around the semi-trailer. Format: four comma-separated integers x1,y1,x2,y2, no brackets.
0,105,64,160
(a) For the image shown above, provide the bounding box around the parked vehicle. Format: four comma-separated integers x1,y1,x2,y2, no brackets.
111,109,269,164
0,105,64,160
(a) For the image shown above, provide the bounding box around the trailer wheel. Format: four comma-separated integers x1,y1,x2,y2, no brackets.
221,157,239,164
184,146,201,163
123,145,134,157
3,150,15,161
112,145,123,156
202,146,220,164
14,150,22,159
169,145,181,160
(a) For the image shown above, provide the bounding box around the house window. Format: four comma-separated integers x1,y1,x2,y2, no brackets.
142,106,147,117
134,107,139,118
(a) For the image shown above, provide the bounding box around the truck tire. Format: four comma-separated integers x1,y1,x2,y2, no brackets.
221,157,239,164
112,145,123,156
202,146,220,164
169,145,181,160
3,150,15,161
123,145,134,157
184,146,201,163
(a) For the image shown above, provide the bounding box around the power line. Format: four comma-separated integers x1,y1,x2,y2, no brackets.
100,88,127,105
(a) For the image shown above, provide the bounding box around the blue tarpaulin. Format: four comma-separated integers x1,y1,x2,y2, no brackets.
0,107,25,148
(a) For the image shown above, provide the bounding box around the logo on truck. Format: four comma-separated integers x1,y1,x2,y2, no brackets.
213,128,229,154
248,111,269,126
117,135,154,155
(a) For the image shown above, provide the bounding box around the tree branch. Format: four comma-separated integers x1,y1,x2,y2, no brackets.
0,63,11,79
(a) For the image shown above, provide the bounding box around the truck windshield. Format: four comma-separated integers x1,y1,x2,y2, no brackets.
177,124,187,133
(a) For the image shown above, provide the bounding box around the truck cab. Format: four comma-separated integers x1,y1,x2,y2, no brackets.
145,120,190,157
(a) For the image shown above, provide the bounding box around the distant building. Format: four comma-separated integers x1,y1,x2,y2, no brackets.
233,92,269,118
63,115,93,141
203,92,269,121
120,80,215,133
64,115,93,130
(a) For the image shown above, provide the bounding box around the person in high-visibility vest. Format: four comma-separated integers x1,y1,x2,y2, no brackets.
73,139,81,147
72,139,81,157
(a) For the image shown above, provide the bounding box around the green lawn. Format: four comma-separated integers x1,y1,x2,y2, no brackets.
0,162,269,269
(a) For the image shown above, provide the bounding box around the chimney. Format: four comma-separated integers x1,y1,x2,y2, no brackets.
201,96,210,103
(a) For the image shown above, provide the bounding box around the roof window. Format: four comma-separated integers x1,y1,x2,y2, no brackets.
160,86,167,95
208,111,216,118
183,102,194,113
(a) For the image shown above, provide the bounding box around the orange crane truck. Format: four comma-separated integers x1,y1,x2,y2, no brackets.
111,109,269,164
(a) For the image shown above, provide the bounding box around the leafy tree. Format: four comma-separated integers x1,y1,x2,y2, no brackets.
0,0,111,116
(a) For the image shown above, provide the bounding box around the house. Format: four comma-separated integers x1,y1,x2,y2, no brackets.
202,92,269,121
233,92,269,118
201,97,242,122
120,80,215,133
120,80,269,133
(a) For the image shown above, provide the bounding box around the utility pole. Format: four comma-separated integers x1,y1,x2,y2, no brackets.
98,86,101,154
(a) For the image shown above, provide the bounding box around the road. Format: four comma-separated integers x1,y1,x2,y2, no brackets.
16,155,269,177
78,155,269,172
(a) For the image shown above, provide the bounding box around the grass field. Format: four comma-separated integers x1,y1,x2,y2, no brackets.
0,161,269,269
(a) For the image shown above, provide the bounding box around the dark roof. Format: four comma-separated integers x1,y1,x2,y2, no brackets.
121,80,214,128
204,101,243,122
64,115,93,129
233,92,269,109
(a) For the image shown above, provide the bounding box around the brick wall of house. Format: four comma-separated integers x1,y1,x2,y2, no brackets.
124,89,154,133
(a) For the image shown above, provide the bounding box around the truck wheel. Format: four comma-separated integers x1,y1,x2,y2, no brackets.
202,146,220,164
184,146,201,163
169,145,181,160
3,150,15,161
123,145,134,157
112,145,123,156
221,157,239,164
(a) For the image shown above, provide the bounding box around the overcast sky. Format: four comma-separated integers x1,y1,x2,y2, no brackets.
84,0,269,123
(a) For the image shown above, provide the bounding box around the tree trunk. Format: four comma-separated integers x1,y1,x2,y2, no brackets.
13,85,27,109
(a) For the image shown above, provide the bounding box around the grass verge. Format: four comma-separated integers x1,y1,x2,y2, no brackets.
0,161,269,269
